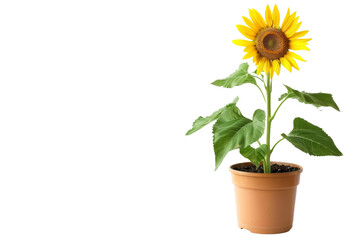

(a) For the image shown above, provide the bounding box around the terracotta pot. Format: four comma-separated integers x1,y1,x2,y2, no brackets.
229,161,303,234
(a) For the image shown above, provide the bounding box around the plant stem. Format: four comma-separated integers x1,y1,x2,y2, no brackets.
264,73,272,173
271,94,290,121
251,74,266,102
271,137,285,154
253,75,264,82
255,84,266,102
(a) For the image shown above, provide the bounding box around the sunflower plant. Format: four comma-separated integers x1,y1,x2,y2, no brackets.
186,5,342,173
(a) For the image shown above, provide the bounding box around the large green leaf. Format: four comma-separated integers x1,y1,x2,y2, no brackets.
279,85,340,111
214,103,242,122
213,108,266,169
211,63,257,88
282,118,342,156
240,144,268,167
186,97,239,135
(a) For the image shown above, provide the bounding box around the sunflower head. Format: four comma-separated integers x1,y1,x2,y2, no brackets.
233,5,311,79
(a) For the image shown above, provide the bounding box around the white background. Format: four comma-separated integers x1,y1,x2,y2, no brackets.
0,0,359,239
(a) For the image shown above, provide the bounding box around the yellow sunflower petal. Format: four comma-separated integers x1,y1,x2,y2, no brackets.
252,8,267,28
281,8,291,29
236,25,257,39
289,44,310,51
287,51,306,62
256,58,266,75
272,59,281,75
243,45,256,52
249,9,262,30
236,24,257,35
288,16,299,28
285,21,302,38
232,39,255,47
290,38,312,45
289,30,309,40
263,59,270,74
270,66,274,80
282,12,297,32
272,4,280,27
285,54,299,71
280,57,292,72
265,5,272,27
243,48,257,59
253,54,261,64
242,16,259,32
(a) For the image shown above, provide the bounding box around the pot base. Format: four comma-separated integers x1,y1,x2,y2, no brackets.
239,223,292,234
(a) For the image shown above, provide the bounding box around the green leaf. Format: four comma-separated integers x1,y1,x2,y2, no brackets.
278,92,288,101
282,118,342,156
186,97,239,135
215,103,242,122
240,144,268,167
279,85,340,111
211,63,257,88
213,109,266,170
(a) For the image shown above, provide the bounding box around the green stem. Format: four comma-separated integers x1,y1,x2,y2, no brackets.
264,73,272,173
270,137,285,154
253,75,264,82
251,74,266,102
255,84,266,102
271,95,290,121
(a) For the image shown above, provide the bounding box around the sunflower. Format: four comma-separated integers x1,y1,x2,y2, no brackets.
233,5,311,79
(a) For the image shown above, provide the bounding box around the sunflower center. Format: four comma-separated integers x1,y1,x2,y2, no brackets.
256,28,289,60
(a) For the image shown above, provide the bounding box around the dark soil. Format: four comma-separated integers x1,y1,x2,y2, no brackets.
233,163,300,173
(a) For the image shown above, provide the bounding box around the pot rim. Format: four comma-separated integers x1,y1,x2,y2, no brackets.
229,161,303,178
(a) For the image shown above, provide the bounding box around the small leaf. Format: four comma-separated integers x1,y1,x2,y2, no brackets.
211,63,257,88
213,109,266,170
240,144,268,167
186,97,239,135
282,118,342,156
279,85,340,111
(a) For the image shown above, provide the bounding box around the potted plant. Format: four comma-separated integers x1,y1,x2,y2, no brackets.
186,5,342,234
